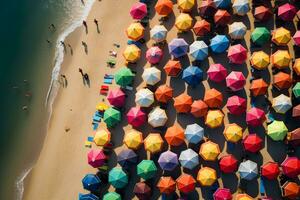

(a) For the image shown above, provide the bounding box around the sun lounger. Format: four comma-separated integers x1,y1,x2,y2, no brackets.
84,141,92,148
93,113,101,122
100,85,109,95
87,136,94,142
104,74,114,79
106,59,116,66
92,123,98,130
103,78,113,84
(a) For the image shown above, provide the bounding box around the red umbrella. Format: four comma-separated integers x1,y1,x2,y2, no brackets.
246,107,266,127
127,107,146,127
107,88,126,107
293,30,300,46
214,9,231,26
146,46,163,64
261,162,280,180
193,19,211,36
226,95,247,115
87,149,106,168
199,0,217,18
130,2,147,20
226,71,246,91
278,3,297,21
292,104,300,118
281,157,300,178
219,154,238,173
243,134,263,153
213,188,232,200
207,63,227,83
134,182,151,199
164,60,182,77
254,6,272,21
227,44,247,64
176,174,196,194
191,100,208,117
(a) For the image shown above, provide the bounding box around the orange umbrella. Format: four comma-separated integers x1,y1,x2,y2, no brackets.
157,176,176,194
193,19,211,36
164,60,182,77
236,194,253,200
273,72,292,90
293,58,300,76
250,78,268,96
155,0,173,16
176,174,196,193
174,94,193,113
155,84,173,103
282,181,300,199
191,100,208,117
204,88,223,108
165,124,185,146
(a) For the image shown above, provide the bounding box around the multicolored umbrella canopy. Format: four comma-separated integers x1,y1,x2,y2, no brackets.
134,182,151,200
155,84,173,103
228,22,246,40
179,148,199,169
193,19,211,36
246,107,266,127
137,160,157,180
148,107,168,127
205,109,224,128
273,72,292,90
150,25,168,43
189,41,208,61
287,128,300,146
182,65,203,86
175,13,193,31
272,94,292,114
157,177,176,194
232,0,249,16
278,3,296,21
164,60,182,77
271,50,291,69
214,9,231,26
79,193,99,200
191,100,208,117
127,107,146,128
271,27,291,46
236,194,253,200
251,27,270,46
210,35,229,53
109,167,128,188
227,44,247,64
94,129,111,146
238,160,258,181
158,150,178,171
104,107,121,128
126,22,144,41
123,129,143,150
82,174,101,192
282,181,300,199
261,162,280,180
155,0,173,16
223,123,243,143
103,192,121,200
200,141,220,161
250,78,268,97
242,134,263,153
293,30,300,46
267,120,288,141
213,188,232,200
142,67,161,85
281,157,300,178
168,38,188,58
207,63,227,82
219,154,238,173
146,47,163,64
254,6,272,21
178,0,195,12
117,149,138,169
174,93,193,113
250,51,270,70
214,0,231,9
226,71,246,91
204,88,223,108
185,123,204,144
165,125,185,146
292,82,300,98
135,88,154,107
226,95,247,115
197,167,217,186
130,2,147,20
115,67,134,87
144,133,164,153
293,58,300,76
107,88,126,107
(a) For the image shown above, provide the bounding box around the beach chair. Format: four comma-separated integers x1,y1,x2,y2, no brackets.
106,59,116,67
92,123,98,130
103,78,113,84
104,74,114,79
93,113,101,122
84,141,92,148
100,85,109,95
87,136,94,142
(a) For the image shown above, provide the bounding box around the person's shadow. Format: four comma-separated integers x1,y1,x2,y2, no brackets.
83,74,90,87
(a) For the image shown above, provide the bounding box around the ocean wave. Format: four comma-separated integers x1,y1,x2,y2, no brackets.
15,166,33,200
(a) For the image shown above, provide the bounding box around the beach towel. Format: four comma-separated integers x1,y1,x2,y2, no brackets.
103,78,113,84
93,123,98,130
93,114,101,122
87,136,94,142
84,141,92,148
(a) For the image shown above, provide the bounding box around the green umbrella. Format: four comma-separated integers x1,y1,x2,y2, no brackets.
103,192,121,200
115,67,134,87
267,120,288,141
292,82,300,98
137,160,157,180
104,107,121,128
108,167,128,189
251,27,270,46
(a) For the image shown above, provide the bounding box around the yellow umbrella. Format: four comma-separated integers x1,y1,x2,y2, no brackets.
94,129,111,146
236,194,253,200
144,133,164,154
272,27,291,46
205,110,224,128
271,50,291,69
96,102,109,111
178,0,195,12
123,44,141,63
175,13,193,31
199,141,220,161
293,58,300,76
197,167,217,186
223,123,243,143
250,51,270,70
123,129,143,150
125,22,145,41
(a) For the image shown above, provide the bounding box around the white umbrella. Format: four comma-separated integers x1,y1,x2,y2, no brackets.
233,0,249,16
142,67,161,86
238,160,258,180
179,149,199,170
135,88,154,107
189,41,208,61
150,25,168,43
272,94,292,114
185,123,204,144
148,107,168,127
228,22,247,40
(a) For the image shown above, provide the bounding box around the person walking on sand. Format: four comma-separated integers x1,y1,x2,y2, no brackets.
67,44,73,55
79,68,84,77
94,18,100,33
83,20,88,34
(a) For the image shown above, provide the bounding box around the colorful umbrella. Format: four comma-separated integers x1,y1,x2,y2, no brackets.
214,9,231,26
200,141,220,161
79,193,99,200
278,3,296,21
267,120,288,141
199,0,217,18
158,150,178,171
179,148,199,169
272,94,292,114
272,27,291,46
123,129,143,150
148,107,168,127
123,44,141,63
94,129,111,146
250,78,268,97
117,149,138,169
223,123,243,143
232,0,249,16
134,182,151,200
205,109,224,128
287,128,300,146
150,25,168,43
197,167,217,186
219,154,238,173
104,107,121,128
246,107,266,127
176,174,196,193
193,19,211,36
182,65,203,86
214,0,231,9
109,167,128,188
250,51,270,70
135,88,154,107
243,134,263,153
127,107,146,128
165,125,185,146
178,0,195,12
155,84,173,103
107,88,126,107
130,2,147,20
191,100,208,117
282,181,300,199
204,88,223,108
213,188,232,200
155,0,173,16
226,95,247,115
174,93,193,113
281,157,300,178
292,82,300,98
210,35,229,53
82,174,101,192
236,194,253,200
168,38,188,58
238,160,258,181
273,72,292,90
142,67,161,85
261,162,280,180
226,71,246,91
146,47,163,64
96,102,109,111
126,22,144,41
293,58,300,76
164,60,182,77
228,22,247,40
115,67,134,87
189,41,208,61
185,123,204,144
293,104,300,118
271,50,291,69
137,160,157,180
254,6,272,21
207,63,227,82
293,31,300,46
144,133,164,154
175,13,193,31
227,44,247,64
157,177,176,194
103,192,121,200
251,27,270,46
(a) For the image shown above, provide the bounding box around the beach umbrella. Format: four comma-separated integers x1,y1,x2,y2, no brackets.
165,125,185,146
261,162,280,180
158,150,178,171
185,123,204,144
107,88,126,107
292,82,300,98
178,0,195,12
142,67,161,85
242,134,263,153
226,95,247,115
214,0,230,8
272,27,291,46
155,0,173,16
250,78,268,97
197,167,217,186
130,2,147,20
193,19,211,36
204,88,223,108
267,120,288,141
207,63,227,82
82,174,101,192
134,182,151,200
273,72,292,90
191,100,208,118
123,129,143,150
293,105,300,118
146,47,163,64
176,174,196,193
272,94,292,114
157,177,176,194
104,107,121,128
293,31,300,46
123,44,141,63
293,58,300,76
199,0,217,18
271,50,291,69
232,0,249,16
251,27,270,46
287,128,300,146
79,193,99,200
254,6,272,21
174,93,192,113
168,38,188,58
226,71,246,91
117,149,138,169
109,167,128,189
210,35,229,53
126,22,145,41
281,157,300,178
189,41,208,61
282,181,300,199
227,44,247,64
94,129,111,146
238,160,258,181
127,107,146,128
219,154,238,173
137,160,157,180
175,13,193,31
214,9,231,26
115,67,134,87
223,123,243,143
250,51,270,70
164,60,182,77
87,149,106,168
182,65,204,86
103,192,121,200
200,141,220,161
150,25,168,43
228,22,246,40
135,88,154,107
155,84,173,103
205,109,224,128
96,102,109,111
148,107,168,127
213,188,232,200
236,194,253,200
278,3,296,21
179,148,199,169
144,133,164,154
246,107,265,127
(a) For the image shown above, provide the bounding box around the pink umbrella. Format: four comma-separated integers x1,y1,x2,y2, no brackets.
293,31,300,46
226,71,246,91
130,2,147,20
107,88,126,107
126,106,146,127
88,149,106,168
207,63,227,82
278,3,297,21
146,46,163,64
227,44,247,64
213,188,232,200
246,107,266,127
226,95,247,115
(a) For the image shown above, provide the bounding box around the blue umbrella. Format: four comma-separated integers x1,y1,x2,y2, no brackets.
238,160,258,181
189,41,208,61
182,66,203,86
168,38,188,58
210,35,229,53
117,149,138,169
158,150,178,171
185,123,204,144
82,174,101,192
233,0,249,16
79,193,99,200
179,148,199,170
214,0,231,8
